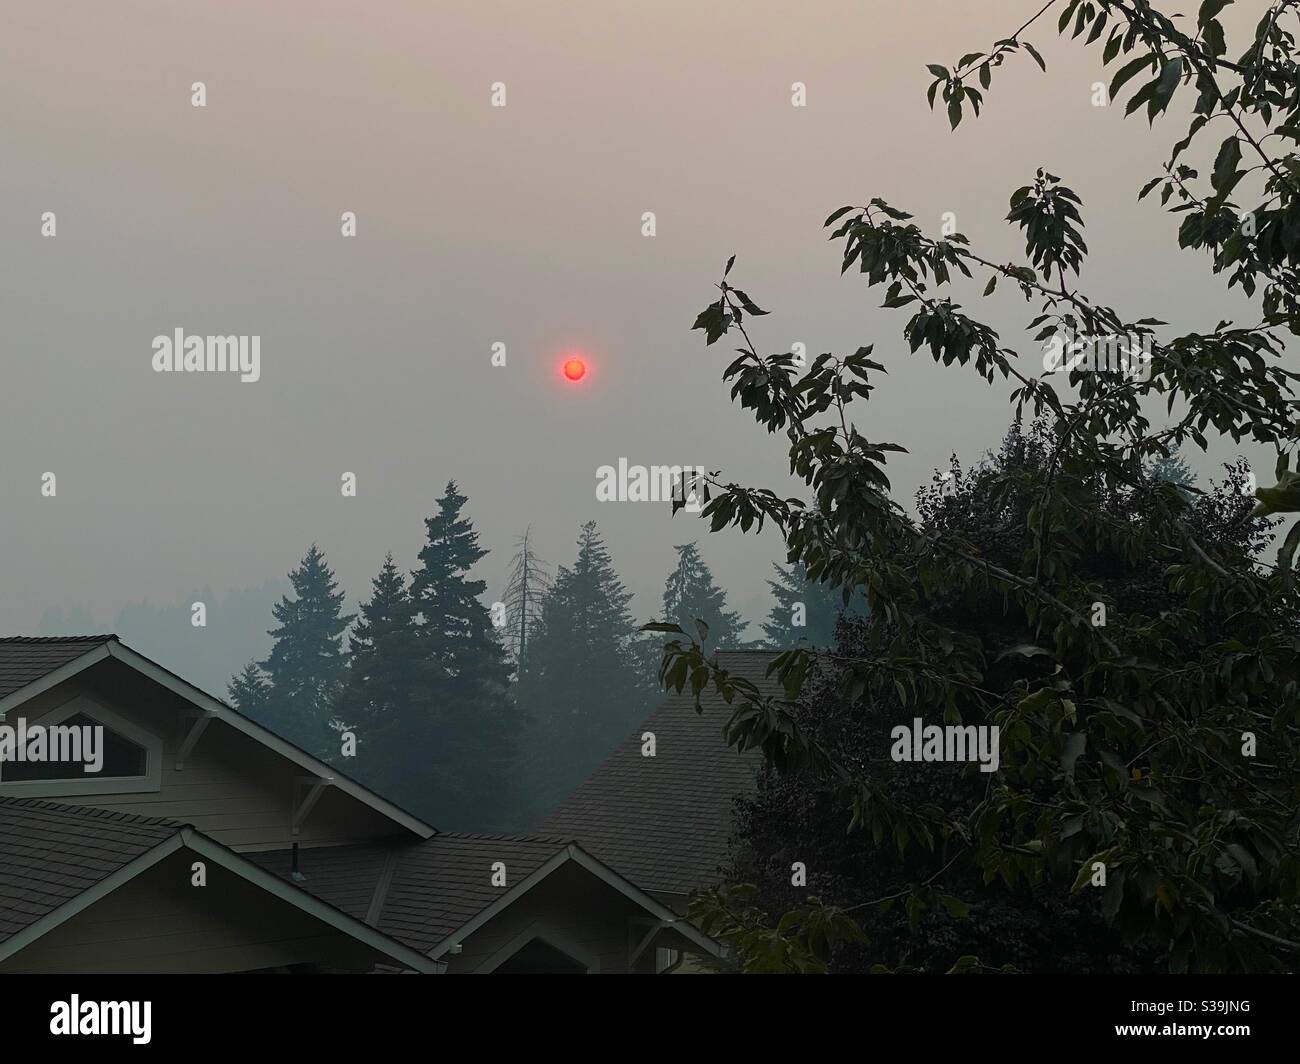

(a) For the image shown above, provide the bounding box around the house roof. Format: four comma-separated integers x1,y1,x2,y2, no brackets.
250,830,724,961
536,650,780,897
0,796,180,944
0,636,435,840
251,832,566,952
0,797,441,972
0,637,118,700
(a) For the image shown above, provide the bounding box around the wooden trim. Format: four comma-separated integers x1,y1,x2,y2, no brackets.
428,844,722,961
0,692,163,798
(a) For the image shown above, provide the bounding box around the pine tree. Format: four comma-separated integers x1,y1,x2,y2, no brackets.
227,661,271,719
336,553,417,782
659,542,746,647
762,561,864,648
401,482,518,830
520,521,653,817
255,545,354,757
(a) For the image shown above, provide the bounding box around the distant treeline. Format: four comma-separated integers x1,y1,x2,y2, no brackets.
223,481,866,833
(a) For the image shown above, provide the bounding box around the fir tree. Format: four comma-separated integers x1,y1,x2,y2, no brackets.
401,482,518,830
762,561,865,648
336,553,417,778
659,542,746,647
520,521,654,817
256,544,354,758
227,661,270,719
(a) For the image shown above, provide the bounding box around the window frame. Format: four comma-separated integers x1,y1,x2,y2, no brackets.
0,693,162,798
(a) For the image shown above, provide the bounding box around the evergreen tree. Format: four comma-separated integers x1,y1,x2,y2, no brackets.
1147,445,1197,493
659,542,746,647
401,482,518,830
256,545,353,758
227,661,270,719
762,561,864,648
521,521,652,817
336,553,418,782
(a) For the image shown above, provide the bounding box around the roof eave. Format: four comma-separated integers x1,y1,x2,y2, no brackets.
0,639,435,841
427,843,723,962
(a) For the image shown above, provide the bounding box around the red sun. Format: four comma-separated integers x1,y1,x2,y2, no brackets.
563,357,587,382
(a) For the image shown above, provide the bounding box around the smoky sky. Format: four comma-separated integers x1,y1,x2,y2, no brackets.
0,1,1278,673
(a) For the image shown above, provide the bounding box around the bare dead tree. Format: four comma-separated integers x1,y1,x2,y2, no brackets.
502,526,551,668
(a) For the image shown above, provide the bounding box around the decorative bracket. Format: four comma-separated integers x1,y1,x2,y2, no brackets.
175,711,216,771
292,776,334,835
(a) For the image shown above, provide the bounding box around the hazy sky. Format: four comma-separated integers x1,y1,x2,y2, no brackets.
0,1,1280,670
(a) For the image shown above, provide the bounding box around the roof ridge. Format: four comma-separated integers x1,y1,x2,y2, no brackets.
435,829,571,845
0,634,116,643
0,794,182,828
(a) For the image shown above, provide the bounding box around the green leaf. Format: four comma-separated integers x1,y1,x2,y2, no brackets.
1085,10,1108,46
1198,0,1233,27
1151,57,1182,118
1124,78,1158,117
1023,41,1046,71
1211,135,1243,196
1109,54,1154,100
1103,30,1123,65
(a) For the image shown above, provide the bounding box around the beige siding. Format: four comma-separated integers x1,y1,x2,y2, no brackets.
0,851,385,973
5,664,406,851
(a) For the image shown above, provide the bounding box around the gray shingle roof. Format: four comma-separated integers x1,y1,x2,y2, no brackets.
0,636,114,700
251,832,568,952
0,796,181,944
536,650,780,897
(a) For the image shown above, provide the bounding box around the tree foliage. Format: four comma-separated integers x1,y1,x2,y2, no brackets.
335,553,419,779
659,542,747,648
723,419,1270,972
251,544,354,759
763,560,868,648
521,521,656,818
401,482,519,830
667,0,1300,972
